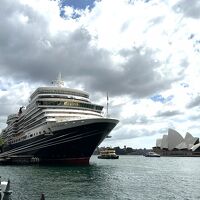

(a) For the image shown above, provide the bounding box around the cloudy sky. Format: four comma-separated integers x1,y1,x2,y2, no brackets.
0,0,200,148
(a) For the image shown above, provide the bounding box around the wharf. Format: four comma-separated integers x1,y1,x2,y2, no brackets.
0,155,39,165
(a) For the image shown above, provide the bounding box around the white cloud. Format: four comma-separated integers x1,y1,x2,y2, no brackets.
1,0,200,148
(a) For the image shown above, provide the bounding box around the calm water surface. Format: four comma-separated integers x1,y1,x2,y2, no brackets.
0,155,200,200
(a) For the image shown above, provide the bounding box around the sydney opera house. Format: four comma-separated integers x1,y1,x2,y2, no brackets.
153,129,200,156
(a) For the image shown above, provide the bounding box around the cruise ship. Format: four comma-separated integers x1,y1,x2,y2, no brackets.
0,75,118,164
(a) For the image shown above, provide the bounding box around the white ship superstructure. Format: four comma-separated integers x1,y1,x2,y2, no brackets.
2,86,104,145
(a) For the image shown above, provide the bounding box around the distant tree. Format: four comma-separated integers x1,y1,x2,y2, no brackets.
114,147,121,155
0,138,4,153
114,146,126,155
126,147,133,154
0,138,4,146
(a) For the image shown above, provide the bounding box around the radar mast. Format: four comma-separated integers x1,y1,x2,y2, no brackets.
53,73,64,87
106,92,109,118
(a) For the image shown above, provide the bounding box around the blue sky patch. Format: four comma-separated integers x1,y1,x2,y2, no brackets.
0,87,7,91
151,94,174,103
60,9,81,19
59,0,96,10
180,82,189,88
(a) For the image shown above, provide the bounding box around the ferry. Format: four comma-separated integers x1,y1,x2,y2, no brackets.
98,148,119,159
144,152,160,157
0,75,119,165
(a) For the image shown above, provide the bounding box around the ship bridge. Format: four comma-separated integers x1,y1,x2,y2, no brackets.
30,87,89,102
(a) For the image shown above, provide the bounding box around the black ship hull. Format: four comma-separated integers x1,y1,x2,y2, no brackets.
0,118,118,165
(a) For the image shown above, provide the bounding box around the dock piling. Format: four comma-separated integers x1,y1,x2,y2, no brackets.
2,179,12,200
40,193,45,200
0,176,2,200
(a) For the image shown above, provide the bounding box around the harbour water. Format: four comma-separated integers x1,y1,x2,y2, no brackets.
0,155,200,200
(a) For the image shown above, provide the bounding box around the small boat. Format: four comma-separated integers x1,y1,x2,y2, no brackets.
144,152,160,157
98,148,119,159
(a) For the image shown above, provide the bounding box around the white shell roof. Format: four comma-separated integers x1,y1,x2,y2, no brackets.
156,138,162,147
168,129,184,150
191,143,200,152
185,132,199,146
175,141,187,150
161,135,168,149
155,129,199,150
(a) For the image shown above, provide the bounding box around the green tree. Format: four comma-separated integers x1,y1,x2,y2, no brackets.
0,137,4,146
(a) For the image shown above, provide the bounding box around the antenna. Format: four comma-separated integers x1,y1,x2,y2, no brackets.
52,73,64,87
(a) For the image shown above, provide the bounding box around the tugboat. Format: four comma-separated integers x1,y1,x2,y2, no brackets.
98,148,119,159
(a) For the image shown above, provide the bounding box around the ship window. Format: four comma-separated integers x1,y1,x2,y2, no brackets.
30,134,33,137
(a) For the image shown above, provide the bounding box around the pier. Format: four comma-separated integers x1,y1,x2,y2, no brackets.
0,155,39,165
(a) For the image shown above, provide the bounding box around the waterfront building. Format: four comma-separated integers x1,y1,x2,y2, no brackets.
153,129,200,156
